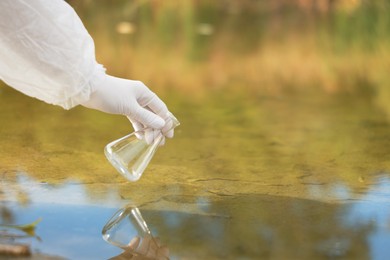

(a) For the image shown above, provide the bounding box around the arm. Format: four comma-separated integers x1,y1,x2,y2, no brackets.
0,0,173,140
0,0,97,109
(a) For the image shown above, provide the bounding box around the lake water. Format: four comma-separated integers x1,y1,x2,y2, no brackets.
1,1,390,259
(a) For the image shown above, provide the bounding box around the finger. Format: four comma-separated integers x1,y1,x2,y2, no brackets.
153,129,161,142
154,131,165,147
128,236,141,250
145,129,165,145
157,246,170,260
148,237,159,255
145,237,160,258
161,117,174,138
144,129,154,145
136,235,151,255
156,131,165,146
153,237,161,246
127,117,145,139
143,93,169,119
131,105,165,130
159,136,165,146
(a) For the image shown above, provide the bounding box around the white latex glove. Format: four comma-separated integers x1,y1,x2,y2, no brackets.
82,74,174,144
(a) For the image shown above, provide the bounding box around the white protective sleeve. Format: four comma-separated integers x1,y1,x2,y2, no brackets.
0,0,104,109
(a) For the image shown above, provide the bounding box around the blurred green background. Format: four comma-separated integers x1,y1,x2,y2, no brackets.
71,0,390,108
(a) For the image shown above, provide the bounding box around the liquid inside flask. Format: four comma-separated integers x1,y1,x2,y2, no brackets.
104,113,179,181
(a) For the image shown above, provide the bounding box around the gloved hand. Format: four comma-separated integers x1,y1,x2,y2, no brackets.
81,74,174,144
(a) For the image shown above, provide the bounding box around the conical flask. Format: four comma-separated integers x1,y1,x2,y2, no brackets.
104,113,179,181
102,206,151,249
102,205,169,259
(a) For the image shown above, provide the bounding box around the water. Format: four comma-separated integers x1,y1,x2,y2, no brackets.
1,0,390,259
1,175,390,259
1,85,390,259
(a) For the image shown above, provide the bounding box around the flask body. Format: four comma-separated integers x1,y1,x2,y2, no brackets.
102,206,150,249
104,113,179,181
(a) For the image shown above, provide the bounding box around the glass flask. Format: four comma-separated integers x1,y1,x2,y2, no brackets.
102,206,152,249
102,205,169,259
104,113,179,181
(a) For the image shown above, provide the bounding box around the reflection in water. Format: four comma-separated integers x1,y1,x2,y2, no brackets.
105,187,390,259
0,175,123,259
103,207,152,249
103,205,169,259
0,175,389,258
0,217,42,257
342,176,390,260
110,234,169,260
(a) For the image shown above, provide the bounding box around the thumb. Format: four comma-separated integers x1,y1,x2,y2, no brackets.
132,106,165,129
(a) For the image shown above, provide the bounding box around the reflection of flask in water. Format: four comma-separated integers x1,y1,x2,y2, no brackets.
104,113,179,181
102,205,169,259
102,206,151,249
